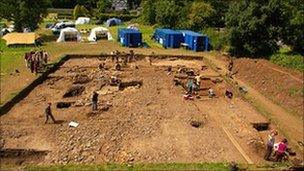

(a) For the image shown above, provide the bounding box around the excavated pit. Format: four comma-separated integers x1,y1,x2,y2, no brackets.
63,85,85,98
190,120,203,128
119,80,143,90
252,122,269,131
73,74,91,84
0,148,48,165
57,102,73,109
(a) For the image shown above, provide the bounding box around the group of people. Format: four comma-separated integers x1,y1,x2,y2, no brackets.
264,130,289,162
111,50,136,65
24,50,49,73
185,77,233,99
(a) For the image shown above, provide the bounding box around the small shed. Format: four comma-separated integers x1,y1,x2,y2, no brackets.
106,18,122,27
75,17,90,25
88,27,113,41
117,28,142,47
153,29,183,48
57,27,81,42
180,30,209,51
2,33,39,46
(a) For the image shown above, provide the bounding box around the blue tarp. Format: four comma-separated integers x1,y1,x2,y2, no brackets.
118,28,142,47
153,29,183,48
106,18,122,27
179,30,209,51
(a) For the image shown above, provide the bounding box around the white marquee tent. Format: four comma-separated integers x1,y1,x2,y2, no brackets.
88,27,113,41
57,27,81,42
75,17,90,25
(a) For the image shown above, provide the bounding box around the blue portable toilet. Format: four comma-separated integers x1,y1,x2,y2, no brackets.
117,28,142,47
179,30,209,51
153,29,183,48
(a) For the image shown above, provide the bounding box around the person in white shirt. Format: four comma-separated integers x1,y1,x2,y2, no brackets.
264,129,278,160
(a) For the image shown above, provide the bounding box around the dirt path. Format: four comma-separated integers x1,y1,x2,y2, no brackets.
264,65,303,83
202,52,304,155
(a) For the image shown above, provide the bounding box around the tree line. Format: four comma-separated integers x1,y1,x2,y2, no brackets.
141,0,303,57
50,0,141,10
0,0,303,57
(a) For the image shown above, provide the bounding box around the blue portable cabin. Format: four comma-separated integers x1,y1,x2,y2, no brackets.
179,30,209,51
117,28,142,47
153,29,183,48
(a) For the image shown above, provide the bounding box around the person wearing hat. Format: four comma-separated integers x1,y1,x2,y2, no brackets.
264,129,278,160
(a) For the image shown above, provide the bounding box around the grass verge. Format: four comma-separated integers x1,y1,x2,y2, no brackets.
0,162,292,171
0,39,33,76
24,163,229,171
269,47,304,72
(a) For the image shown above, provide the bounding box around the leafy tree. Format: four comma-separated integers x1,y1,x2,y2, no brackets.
73,4,90,19
187,1,215,31
225,0,286,57
50,0,77,8
0,0,50,32
155,0,181,28
127,0,141,9
97,0,112,13
50,0,98,9
203,0,236,28
282,0,304,54
140,0,156,25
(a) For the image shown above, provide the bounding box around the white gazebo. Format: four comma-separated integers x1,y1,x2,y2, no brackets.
88,27,113,41
57,27,81,42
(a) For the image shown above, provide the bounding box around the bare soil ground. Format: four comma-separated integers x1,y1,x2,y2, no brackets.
234,58,304,116
201,53,303,161
0,40,201,105
1,57,286,165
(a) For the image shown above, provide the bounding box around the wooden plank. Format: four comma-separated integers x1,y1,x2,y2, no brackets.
222,127,254,164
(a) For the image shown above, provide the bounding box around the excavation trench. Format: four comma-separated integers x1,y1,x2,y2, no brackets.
0,148,48,165
252,122,269,131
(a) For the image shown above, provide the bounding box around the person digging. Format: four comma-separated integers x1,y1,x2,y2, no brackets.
45,103,56,124
184,78,196,100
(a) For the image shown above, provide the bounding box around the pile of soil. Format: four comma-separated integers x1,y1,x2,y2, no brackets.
234,58,303,116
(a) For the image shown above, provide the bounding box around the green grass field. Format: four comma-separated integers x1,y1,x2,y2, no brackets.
0,39,33,76
106,24,162,48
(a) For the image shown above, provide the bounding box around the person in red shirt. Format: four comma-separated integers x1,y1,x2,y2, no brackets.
275,138,288,162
